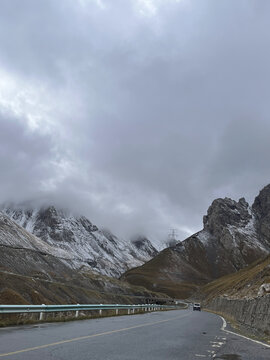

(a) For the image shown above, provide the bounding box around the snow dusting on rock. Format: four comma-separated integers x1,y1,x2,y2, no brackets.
1,205,158,277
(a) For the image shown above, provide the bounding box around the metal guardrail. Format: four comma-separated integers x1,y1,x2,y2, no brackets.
0,304,177,321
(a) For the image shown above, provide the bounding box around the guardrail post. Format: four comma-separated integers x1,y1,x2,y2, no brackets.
132,308,135,314
115,308,118,315
75,304,80,318
128,308,130,315
99,309,102,316
39,304,46,321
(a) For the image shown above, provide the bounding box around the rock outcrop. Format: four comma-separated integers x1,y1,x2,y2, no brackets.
123,186,270,298
258,283,270,297
253,184,270,247
131,235,158,258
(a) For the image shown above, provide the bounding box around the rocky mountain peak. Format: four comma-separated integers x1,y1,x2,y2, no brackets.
131,235,158,257
252,184,270,219
35,206,98,241
203,197,251,236
252,184,270,245
36,206,61,232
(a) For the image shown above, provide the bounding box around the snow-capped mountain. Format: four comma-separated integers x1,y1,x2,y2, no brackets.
0,212,77,279
1,205,157,277
124,186,270,298
0,213,162,305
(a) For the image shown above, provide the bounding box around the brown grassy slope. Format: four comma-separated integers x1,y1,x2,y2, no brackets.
123,240,270,300
122,248,209,298
0,270,169,305
201,255,270,302
0,214,171,305
0,288,29,305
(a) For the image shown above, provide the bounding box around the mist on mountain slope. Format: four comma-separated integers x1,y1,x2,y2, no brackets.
1,1,270,245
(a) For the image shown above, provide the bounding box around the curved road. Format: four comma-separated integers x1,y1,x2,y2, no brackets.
0,309,269,359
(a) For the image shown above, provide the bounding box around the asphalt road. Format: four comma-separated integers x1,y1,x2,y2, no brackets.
0,309,269,359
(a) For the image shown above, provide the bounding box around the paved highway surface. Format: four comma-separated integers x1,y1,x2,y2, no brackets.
0,309,269,359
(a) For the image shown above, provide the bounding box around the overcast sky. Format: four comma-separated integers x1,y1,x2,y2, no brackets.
1,0,270,245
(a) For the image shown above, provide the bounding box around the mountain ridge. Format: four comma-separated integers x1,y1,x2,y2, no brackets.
123,185,270,298
0,212,166,306
1,204,158,278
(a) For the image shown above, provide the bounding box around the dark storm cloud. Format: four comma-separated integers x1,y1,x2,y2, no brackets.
0,112,56,202
0,0,270,245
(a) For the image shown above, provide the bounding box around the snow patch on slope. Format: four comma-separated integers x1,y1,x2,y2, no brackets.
228,210,267,252
196,230,211,245
1,206,158,277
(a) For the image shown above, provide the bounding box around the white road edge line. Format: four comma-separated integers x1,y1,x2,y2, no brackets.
219,316,270,349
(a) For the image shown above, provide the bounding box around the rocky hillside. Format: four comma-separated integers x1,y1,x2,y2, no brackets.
123,185,270,298
0,213,166,305
201,254,270,301
1,205,157,277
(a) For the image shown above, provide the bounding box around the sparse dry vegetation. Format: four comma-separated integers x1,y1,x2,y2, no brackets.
201,255,270,301
123,249,199,298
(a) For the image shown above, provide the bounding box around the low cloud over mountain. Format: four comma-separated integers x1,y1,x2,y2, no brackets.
1,1,270,244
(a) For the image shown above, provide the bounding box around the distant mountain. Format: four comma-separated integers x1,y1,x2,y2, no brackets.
0,211,78,280
1,205,158,277
131,235,158,257
123,185,270,298
0,212,165,305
